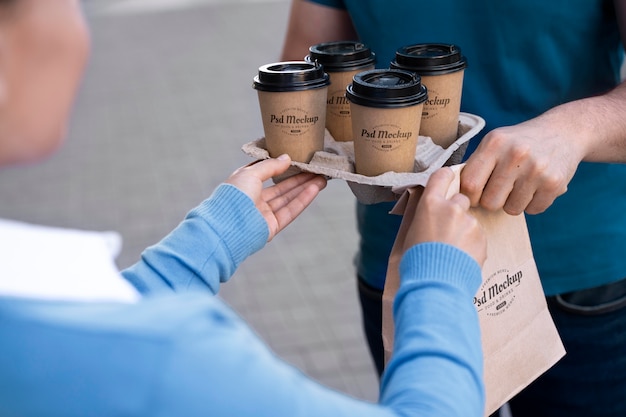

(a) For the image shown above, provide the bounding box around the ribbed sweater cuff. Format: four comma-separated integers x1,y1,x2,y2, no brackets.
399,242,482,296
188,184,269,266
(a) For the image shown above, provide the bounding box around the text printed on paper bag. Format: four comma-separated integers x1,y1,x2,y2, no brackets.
474,268,523,316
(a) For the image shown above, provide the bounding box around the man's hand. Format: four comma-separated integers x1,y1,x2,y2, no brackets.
460,116,583,215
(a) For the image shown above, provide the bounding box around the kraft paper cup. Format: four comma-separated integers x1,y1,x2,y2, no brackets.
391,43,467,148
253,61,330,163
306,41,375,142
346,69,428,176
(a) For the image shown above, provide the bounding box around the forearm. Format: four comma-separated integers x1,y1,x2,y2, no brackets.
157,243,484,417
579,80,626,162
536,80,626,163
121,184,268,295
381,243,485,417
280,0,357,61
554,0,626,163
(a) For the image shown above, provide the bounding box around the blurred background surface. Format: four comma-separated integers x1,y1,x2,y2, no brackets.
0,0,379,401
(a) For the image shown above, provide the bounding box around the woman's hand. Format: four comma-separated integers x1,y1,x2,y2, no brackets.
404,167,487,267
225,155,327,241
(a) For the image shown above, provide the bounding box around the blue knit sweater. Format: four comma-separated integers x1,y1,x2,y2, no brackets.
0,184,483,416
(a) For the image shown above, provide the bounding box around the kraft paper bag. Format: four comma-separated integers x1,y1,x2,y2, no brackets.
381,165,566,416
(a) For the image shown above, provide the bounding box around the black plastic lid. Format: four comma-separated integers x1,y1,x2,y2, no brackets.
345,69,428,108
390,43,467,75
253,61,330,92
305,41,376,72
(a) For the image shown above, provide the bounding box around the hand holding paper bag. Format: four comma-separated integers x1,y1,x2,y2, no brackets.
400,167,487,266
383,164,566,417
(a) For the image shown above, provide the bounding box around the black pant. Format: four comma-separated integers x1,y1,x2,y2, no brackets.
356,277,385,377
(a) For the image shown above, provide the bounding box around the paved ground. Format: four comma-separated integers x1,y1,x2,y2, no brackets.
0,0,379,401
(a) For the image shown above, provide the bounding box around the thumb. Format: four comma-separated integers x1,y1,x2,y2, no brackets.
235,154,292,182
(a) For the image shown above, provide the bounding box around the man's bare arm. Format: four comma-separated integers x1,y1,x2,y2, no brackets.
460,1,626,215
281,0,357,61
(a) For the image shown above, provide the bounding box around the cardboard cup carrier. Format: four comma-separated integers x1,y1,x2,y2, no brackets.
346,69,428,176
391,43,467,149
305,41,375,142
253,61,330,163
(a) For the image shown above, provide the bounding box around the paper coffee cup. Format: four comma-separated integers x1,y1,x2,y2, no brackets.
391,44,467,148
306,41,375,142
253,61,330,163
346,69,428,176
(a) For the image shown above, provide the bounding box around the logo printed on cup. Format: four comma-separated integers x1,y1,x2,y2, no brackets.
306,41,376,141
361,123,414,151
346,69,428,176
269,108,320,135
424,94,452,115
326,94,351,116
391,43,467,148
253,61,330,163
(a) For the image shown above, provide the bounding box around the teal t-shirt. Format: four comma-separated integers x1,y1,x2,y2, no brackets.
311,0,626,294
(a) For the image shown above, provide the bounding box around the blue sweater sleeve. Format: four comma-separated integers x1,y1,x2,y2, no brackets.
116,180,483,416
141,242,484,417
0,243,483,417
382,243,485,417
121,184,269,295
151,243,485,417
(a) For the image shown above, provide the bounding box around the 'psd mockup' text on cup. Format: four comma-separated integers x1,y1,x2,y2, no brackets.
346,69,428,176
253,61,330,163
391,43,467,148
306,41,375,142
